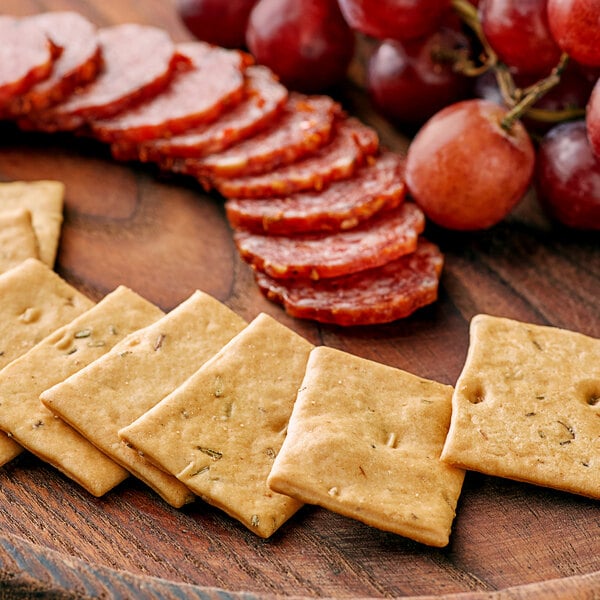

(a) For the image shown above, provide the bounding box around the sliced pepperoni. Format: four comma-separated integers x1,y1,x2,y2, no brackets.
225,151,405,234
0,15,59,110
170,93,341,180
5,12,101,116
113,65,288,163
214,117,379,199
20,24,182,132
91,41,252,144
254,238,443,326
234,202,424,280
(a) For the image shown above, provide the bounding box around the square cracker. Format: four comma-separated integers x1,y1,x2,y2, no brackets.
0,285,163,496
441,314,600,499
0,180,64,267
0,208,39,274
41,290,247,508
0,258,93,466
267,346,465,548
0,258,93,371
120,313,313,538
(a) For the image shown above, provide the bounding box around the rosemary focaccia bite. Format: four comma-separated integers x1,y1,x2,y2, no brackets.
0,286,163,496
0,180,64,267
0,209,39,273
267,346,464,548
441,314,600,499
120,313,313,538
41,290,247,508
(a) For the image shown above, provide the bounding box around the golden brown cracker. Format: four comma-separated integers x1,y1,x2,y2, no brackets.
41,290,247,508
0,258,93,465
0,209,39,273
0,181,64,267
0,286,163,496
441,314,600,500
120,313,313,538
267,346,464,547
0,258,93,371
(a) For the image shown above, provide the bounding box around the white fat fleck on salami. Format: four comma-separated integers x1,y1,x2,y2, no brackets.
6,12,101,115
234,202,425,280
255,239,443,326
0,16,57,109
20,24,179,131
91,41,252,143
171,93,341,179
213,117,380,199
225,151,406,234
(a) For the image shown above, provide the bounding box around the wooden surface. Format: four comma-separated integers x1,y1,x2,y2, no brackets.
0,1,599,598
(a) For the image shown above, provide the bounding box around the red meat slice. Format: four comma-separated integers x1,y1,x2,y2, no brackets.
5,12,101,116
20,23,182,132
0,15,59,111
254,238,443,326
170,93,341,180
234,202,424,280
92,41,252,144
112,65,288,163
225,151,405,234
214,117,379,199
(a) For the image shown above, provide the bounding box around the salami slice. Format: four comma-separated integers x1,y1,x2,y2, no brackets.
234,202,425,280
113,65,288,163
254,238,443,326
91,41,252,144
171,93,341,180
20,24,182,132
225,151,406,234
5,12,101,116
0,16,59,110
214,117,379,199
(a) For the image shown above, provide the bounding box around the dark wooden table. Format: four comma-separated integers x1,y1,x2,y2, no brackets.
0,1,599,598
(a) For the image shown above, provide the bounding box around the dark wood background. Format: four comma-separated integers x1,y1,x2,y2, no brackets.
0,0,598,598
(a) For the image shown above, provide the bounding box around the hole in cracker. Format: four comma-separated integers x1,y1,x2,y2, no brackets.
578,381,600,408
467,385,485,404
587,393,600,407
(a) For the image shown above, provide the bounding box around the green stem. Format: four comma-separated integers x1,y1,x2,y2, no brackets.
501,53,570,131
451,0,498,72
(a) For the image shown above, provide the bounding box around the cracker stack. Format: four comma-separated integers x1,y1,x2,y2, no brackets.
0,191,596,546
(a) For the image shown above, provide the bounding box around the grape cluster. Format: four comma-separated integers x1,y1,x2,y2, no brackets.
176,0,600,231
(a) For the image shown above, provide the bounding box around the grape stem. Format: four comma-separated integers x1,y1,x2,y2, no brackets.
500,53,570,131
451,0,584,131
451,0,498,76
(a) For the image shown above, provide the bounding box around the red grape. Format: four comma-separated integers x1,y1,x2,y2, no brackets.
587,78,600,159
337,0,451,42
175,0,258,48
245,0,354,92
547,0,600,67
405,99,535,230
480,0,562,76
536,120,600,229
366,28,470,127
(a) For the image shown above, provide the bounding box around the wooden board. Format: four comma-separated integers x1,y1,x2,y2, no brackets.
0,1,599,598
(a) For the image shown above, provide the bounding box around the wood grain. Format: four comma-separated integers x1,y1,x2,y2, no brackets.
0,1,599,598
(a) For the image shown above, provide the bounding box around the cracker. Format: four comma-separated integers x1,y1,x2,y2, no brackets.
0,285,163,496
0,258,93,466
267,346,464,548
120,313,313,538
0,180,64,267
441,314,600,500
41,290,247,508
0,209,39,273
